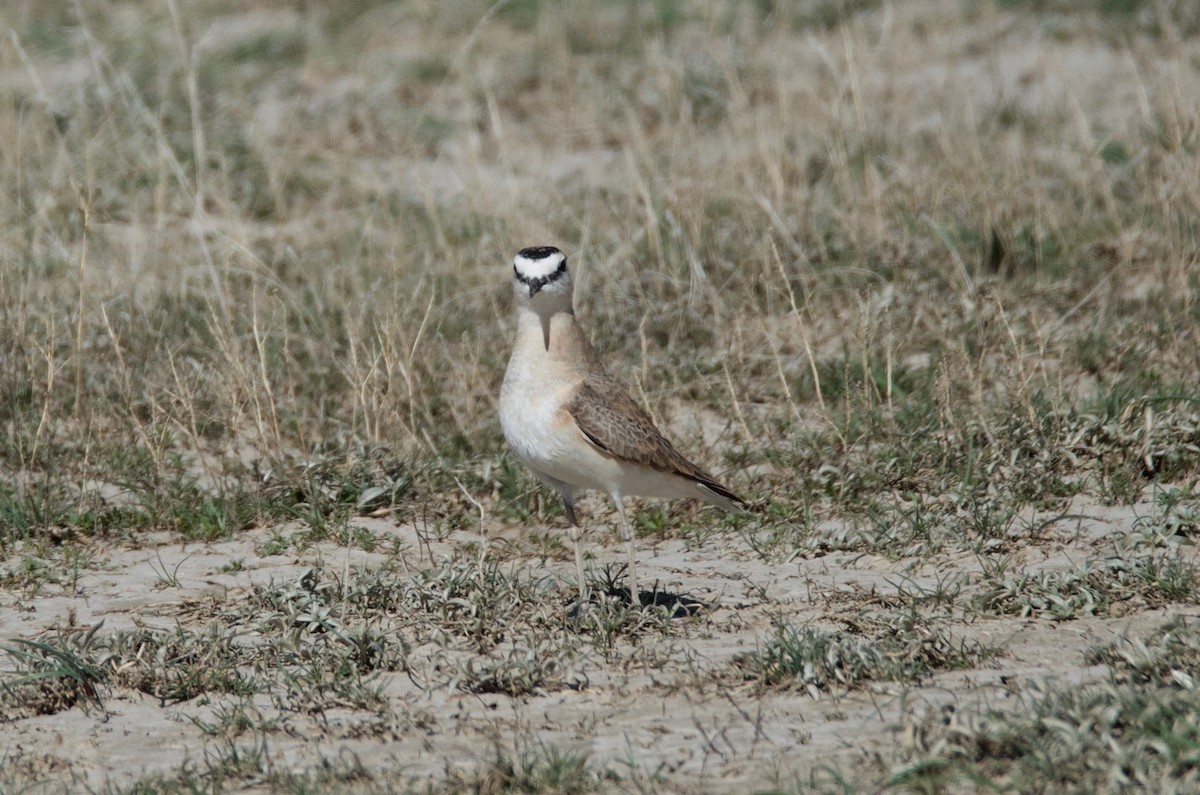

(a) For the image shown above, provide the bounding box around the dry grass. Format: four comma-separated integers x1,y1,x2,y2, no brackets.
2,0,1200,792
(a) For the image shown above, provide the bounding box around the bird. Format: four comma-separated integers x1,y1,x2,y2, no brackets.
498,245,746,607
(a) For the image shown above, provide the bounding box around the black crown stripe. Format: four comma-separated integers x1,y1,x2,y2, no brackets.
516,246,563,260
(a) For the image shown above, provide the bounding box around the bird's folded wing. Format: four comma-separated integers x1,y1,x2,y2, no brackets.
566,379,735,493
569,380,746,509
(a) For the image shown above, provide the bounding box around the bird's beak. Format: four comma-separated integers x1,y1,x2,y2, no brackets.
528,281,543,297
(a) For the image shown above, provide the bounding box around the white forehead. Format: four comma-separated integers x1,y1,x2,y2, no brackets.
513,249,566,279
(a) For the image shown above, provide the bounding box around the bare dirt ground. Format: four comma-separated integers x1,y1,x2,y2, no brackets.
4,495,1198,792
3,1,1200,793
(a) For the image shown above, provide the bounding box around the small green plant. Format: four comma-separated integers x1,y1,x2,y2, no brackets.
972,552,1200,621
736,615,989,697
149,549,188,588
0,634,107,717
1087,616,1200,688
445,743,600,794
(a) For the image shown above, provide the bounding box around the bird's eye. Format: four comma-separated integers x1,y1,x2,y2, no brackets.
556,261,567,274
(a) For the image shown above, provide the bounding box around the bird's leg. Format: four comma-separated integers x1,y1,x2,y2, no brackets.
562,494,587,604
612,497,639,607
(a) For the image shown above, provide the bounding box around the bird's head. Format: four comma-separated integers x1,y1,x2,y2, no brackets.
512,245,573,313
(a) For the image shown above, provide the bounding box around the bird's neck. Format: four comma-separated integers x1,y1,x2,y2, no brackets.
517,301,576,353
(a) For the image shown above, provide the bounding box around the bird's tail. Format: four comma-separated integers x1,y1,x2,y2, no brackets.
694,478,749,514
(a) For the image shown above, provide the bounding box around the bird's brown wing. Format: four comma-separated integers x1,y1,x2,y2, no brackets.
566,377,744,506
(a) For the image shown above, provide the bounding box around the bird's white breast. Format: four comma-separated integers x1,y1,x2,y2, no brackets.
499,311,621,491
500,313,581,474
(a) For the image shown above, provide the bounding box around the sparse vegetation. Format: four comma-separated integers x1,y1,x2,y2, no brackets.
737,614,991,696
893,676,1200,793
2,0,1199,791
